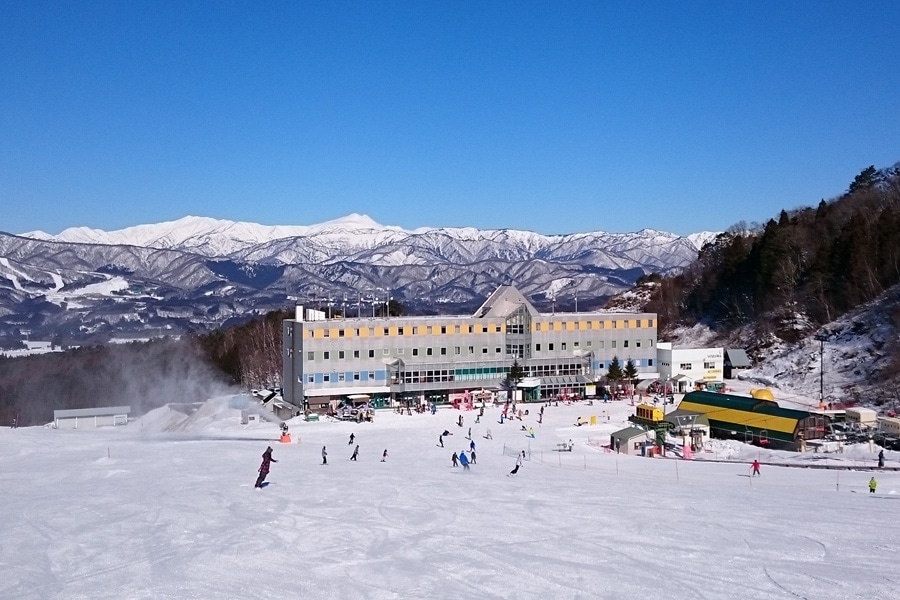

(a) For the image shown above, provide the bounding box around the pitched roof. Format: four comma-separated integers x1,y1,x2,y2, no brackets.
472,285,539,319
725,348,752,368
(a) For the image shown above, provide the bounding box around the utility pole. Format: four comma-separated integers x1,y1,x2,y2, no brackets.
815,330,828,404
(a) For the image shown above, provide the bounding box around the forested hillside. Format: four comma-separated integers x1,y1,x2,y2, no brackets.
645,163,900,342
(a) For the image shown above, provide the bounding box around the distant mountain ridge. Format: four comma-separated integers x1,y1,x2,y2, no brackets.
0,215,716,345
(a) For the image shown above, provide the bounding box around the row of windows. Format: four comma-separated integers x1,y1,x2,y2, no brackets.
293,338,655,361
678,362,718,370
304,318,655,339
301,358,656,387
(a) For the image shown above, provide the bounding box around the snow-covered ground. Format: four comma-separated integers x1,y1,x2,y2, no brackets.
2,397,898,600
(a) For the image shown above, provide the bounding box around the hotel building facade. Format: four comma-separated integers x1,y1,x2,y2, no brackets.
282,286,658,411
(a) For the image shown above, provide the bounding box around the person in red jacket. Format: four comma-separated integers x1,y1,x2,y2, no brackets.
751,459,761,477
255,446,277,488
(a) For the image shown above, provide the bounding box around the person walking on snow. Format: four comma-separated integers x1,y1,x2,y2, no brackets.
321,446,328,465
350,445,359,461
255,446,277,488
869,477,877,494
451,452,459,467
470,449,477,464
751,460,761,477
878,449,885,468
348,433,355,445
381,449,388,462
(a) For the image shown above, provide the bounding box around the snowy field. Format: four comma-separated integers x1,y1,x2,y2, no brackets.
2,398,899,600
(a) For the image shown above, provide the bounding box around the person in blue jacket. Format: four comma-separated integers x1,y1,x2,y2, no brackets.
459,451,470,470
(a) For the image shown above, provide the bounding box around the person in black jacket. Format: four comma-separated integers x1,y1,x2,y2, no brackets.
255,446,277,488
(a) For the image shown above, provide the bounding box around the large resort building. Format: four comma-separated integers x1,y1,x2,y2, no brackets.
282,285,658,412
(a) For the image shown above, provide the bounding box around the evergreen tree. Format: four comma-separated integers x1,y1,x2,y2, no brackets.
606,356,623,386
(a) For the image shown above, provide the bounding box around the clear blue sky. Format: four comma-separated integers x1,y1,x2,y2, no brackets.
2,2,898,237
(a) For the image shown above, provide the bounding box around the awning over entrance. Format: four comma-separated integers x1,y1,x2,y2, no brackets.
305,386,390,398
539,375,589,387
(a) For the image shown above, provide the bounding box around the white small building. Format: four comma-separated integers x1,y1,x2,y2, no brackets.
54,406,131,429
877,416,900,436
846,407,878,428
657,343,724,393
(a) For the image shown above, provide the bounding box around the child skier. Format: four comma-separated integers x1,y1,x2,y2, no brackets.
751,460,761,477
255,446,277,488
869,477,877,494
321,445,328,465
349,433,355,445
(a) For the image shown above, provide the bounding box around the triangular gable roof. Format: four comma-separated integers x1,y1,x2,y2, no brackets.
472,285,539,319
611,426,651,440
725,348,752,368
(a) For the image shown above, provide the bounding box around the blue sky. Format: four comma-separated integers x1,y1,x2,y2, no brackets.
2,2,898,237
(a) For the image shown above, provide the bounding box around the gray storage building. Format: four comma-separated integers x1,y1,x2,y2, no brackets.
54,406,131,429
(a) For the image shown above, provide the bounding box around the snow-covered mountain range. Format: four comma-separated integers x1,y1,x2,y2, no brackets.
0,215,717,344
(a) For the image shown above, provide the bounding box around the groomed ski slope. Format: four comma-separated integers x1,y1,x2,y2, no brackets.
1,398,898,600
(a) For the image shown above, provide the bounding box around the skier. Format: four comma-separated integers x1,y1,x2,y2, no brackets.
469,440,476,453
527,427,535,438
508,451,524,476
878,449,885,468
438,433,444,448
751,460,761,477
467,427,472,440
458,415,464,428
451,452,459,467
470,449,477,464
459,451,470,470
349,433,355,445
869,477,877,494
350,445,359,461
255,446,277,488
381,449,388,462
484,428,493,440
321,445,328,465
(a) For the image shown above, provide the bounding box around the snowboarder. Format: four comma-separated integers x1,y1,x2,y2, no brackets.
438,434,444,448
350,445,359,461
451,452,459,467
751,460,761,477
321,445,328,465
459,451,470,470
869,477,877,494
381,449,388,462
470,449,477,464
349,433,355,445
878,449,885,468
484,428,493,440
255,446,277,488
508,451,524,476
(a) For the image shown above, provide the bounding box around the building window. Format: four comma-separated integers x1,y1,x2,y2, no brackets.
625,320,630,328
339,350,345,359
383,348,390,356
353,350,360,359
598,341,604,349
354,372,360,380
338,373,345,382
323,329,330,338
412,348,419,356
612,321,617,329
649,339,654,347
586,341,592,347
339,329,345,337
307,351,315,361
611,341,617,349
680,363,692,370
398,348,404,355
561,342,567,350
495,347,501,354
587,321,593,330
623,340,629,348
368,350,375,358
704,361,715,369
648,319,654,328
306,374,314,384
468,326,474,333
468,346,474,354
535,343,541,352
573,341,579,348
427,348,433,356
383,327,389,336
398,327,404,336
368,327,375,336
368,371,375,381
548,343,554,351
355,328,361,336
441,326,447,334
412,326,418,334
454,347,461,355
440,347,447,355
636,340,641,348
288,349,293,358
648,359,654,367
323,374,330,382
482,326,488,333
323,351,330,360
482,348,488,354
